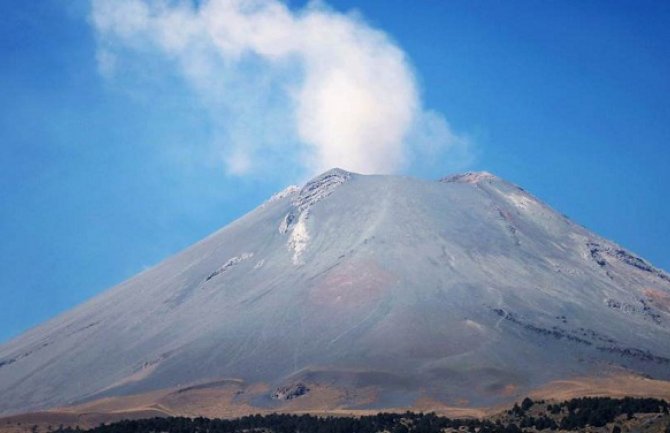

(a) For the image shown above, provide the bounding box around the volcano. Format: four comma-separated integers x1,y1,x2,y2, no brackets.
1,169,670,417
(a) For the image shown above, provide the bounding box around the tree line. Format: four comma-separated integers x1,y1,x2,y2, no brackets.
47,396,669,433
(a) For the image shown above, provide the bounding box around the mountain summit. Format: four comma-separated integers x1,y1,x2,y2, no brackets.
1,169,669,416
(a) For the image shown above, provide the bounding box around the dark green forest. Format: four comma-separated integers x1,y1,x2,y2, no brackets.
49,397,669,433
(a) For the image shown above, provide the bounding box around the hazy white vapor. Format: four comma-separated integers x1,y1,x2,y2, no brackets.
91,0,471,175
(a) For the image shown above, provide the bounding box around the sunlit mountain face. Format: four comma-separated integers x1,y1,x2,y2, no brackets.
1,169,669,416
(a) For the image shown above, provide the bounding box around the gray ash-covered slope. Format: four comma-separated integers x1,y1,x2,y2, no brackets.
1,169,670,415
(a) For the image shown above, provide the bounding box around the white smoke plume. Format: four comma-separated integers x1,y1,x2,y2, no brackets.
91,0,472,176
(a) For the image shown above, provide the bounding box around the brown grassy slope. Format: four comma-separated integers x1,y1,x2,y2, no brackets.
2,373,670,433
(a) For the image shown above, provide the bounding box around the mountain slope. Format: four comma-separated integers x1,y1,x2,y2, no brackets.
1,169,669,415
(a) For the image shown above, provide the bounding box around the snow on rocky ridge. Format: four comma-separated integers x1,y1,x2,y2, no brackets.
263,185,300,207
279,168,353,265
205,252,254,281
440,171,496,184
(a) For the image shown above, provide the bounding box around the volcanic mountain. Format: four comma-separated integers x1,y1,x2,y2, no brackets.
1,169,670,417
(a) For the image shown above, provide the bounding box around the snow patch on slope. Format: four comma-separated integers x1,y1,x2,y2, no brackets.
205,253,254,281
506,191,537,211
440,171,496,184
280,169,353,265
263,185,300,208
288,212,310,265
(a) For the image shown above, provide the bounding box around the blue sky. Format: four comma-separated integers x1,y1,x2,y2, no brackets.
1,0,669,343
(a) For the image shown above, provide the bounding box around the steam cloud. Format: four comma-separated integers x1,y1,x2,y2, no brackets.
91,0,472,176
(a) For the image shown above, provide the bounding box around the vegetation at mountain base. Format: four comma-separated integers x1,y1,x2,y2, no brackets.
34,397,670,433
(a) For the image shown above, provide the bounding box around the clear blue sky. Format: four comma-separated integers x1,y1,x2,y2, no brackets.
1,0,669,343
